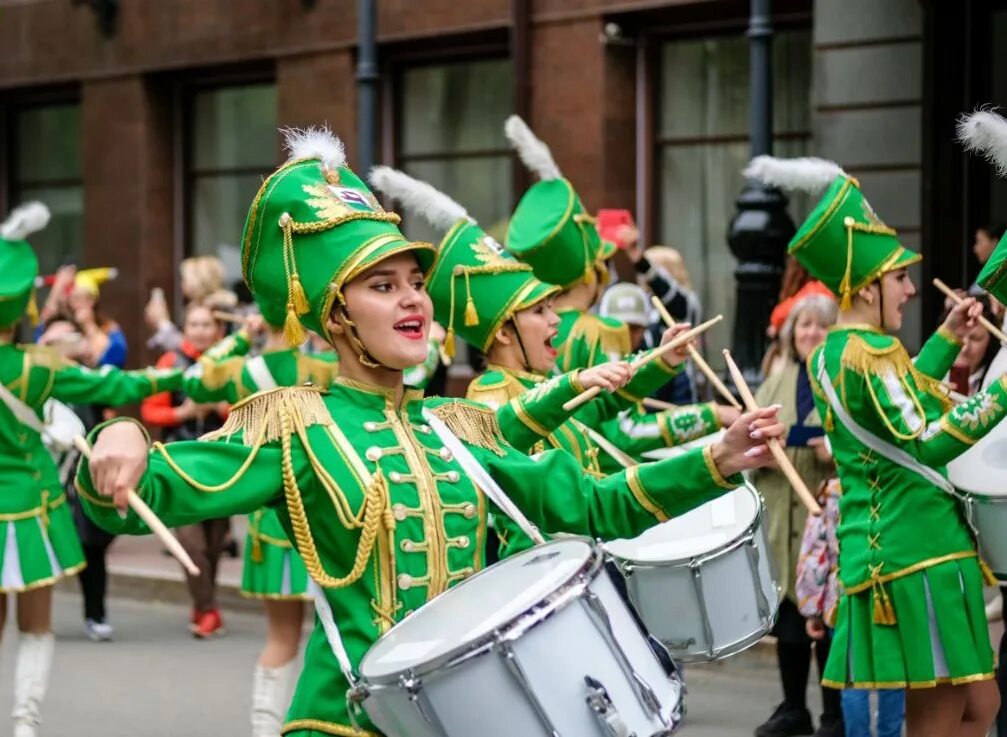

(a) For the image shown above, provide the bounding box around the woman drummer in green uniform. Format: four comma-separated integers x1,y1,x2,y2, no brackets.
0,202,185,737
746,155,1007,737
76,127,785,737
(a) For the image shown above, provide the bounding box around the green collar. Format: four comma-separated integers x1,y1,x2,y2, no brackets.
330,375,424,412
485,363,547,387
829,323,883,335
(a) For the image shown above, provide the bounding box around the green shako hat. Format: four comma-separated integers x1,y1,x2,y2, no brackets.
504,116,605,289
958,109,1007,303
369,166,559,357
241,127,436,349
745,156,919,309
0,202,48,328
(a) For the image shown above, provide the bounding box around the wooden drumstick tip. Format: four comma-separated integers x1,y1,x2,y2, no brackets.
933,278,1007,346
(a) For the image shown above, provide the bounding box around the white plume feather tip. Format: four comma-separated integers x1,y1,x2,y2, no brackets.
957,109,1007,177
281,126,346,171
504,115,562,181
0,202,51,241
369,166,470,233
743,155,847,194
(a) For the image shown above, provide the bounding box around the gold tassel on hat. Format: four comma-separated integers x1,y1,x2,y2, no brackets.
283,302,307,346
444,328,456,358
290,273,310,316
26,291,39,327
463,270,479,327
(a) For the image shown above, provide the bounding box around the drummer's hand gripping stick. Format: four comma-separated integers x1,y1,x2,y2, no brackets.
72,435,201,576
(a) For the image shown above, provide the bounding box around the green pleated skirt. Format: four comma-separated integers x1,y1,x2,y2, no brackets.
241,508,310,600
823,555,994,689
0,494,85,592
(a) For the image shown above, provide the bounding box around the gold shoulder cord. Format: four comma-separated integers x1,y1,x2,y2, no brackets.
281,394,394,590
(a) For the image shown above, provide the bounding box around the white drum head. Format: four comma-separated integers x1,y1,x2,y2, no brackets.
640,430,724,461
948,416,1007,496
42,399,85,451
360,538,594,680
605,484,759,562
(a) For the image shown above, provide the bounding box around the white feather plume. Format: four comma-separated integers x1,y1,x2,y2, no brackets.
369,166,470,233
0,202,50,241
281,126,346,171
743,155,847,194
504,115,562,181
957,108,1007,176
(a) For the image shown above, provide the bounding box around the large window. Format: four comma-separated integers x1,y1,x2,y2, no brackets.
10,103,83,277
656,30,812,364
187,83,277,279
398,59,513,244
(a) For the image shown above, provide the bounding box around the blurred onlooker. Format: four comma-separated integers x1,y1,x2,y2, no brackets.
141,303,230,638
145,255,238,352
973,223,1005,268
625,236,702,404
752,294,842,737
796,479,905,737
761,257,834,378
599,282,650,351
36,268,128,643
944,294,998,396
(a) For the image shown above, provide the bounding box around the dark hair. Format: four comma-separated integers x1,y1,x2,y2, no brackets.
979,223,1007,242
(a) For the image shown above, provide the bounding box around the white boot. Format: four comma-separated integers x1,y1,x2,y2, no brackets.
12,632,54,737
251,660,296,737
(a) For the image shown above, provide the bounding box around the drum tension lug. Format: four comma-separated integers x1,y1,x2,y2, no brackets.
584,675,635,737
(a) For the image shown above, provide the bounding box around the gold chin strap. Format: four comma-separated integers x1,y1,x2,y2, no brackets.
333,296,385,370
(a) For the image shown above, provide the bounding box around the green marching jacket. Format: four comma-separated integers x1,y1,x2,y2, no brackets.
77,376,739,737
808,324,1007,605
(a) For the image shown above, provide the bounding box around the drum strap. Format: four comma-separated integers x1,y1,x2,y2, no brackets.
307,580,357,686
815,351,958,498
245,356,277,392
422,407,545,545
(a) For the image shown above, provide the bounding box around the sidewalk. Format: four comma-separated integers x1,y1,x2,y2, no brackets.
58,515,260,613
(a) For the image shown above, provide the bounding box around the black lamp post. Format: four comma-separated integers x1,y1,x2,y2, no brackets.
356,0,379,173
725,0,796,383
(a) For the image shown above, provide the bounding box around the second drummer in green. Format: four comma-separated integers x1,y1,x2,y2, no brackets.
747,154,1007,737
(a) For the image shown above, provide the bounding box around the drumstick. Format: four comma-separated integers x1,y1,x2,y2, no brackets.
641,397,677,411
651,297,743,410
933,278,1007,346
562,316,723,412
721,350,822,516
72,436,201,576
212,310,246,324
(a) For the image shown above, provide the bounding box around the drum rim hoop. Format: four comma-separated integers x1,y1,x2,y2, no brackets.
603,483,765,567
358,537,605,684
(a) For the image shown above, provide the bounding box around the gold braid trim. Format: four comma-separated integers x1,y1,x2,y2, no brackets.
281,719,378,737
429,401,506,456
282,399,393,590
202,386,330,447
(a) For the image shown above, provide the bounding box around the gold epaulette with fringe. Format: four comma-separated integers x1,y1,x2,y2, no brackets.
430,400,506,456
573,314,631,359
466,372,523,410
198,356,243,392
841,333,951,412
19,343,72,370
202,385,330,446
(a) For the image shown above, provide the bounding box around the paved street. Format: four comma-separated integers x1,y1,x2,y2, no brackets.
0,590,827,737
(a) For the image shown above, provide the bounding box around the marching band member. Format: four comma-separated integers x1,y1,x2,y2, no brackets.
0,203,184,737
502,115,738,461
746,154,1007,737
76,127,784,737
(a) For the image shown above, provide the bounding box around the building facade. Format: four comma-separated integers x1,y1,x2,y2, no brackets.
0,0,1002,377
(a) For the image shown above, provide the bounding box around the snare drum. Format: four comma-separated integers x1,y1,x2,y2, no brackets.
640,430,724,462
604,483,780,662
355,538,683,737
948,418,1007,579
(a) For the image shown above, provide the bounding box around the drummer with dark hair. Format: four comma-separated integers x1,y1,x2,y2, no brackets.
746,151,1007,737
76,127,786,737
0,202,186,737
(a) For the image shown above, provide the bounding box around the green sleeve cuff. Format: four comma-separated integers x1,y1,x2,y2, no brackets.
508,372,579,438
913,326,964,380
935,325,962,347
